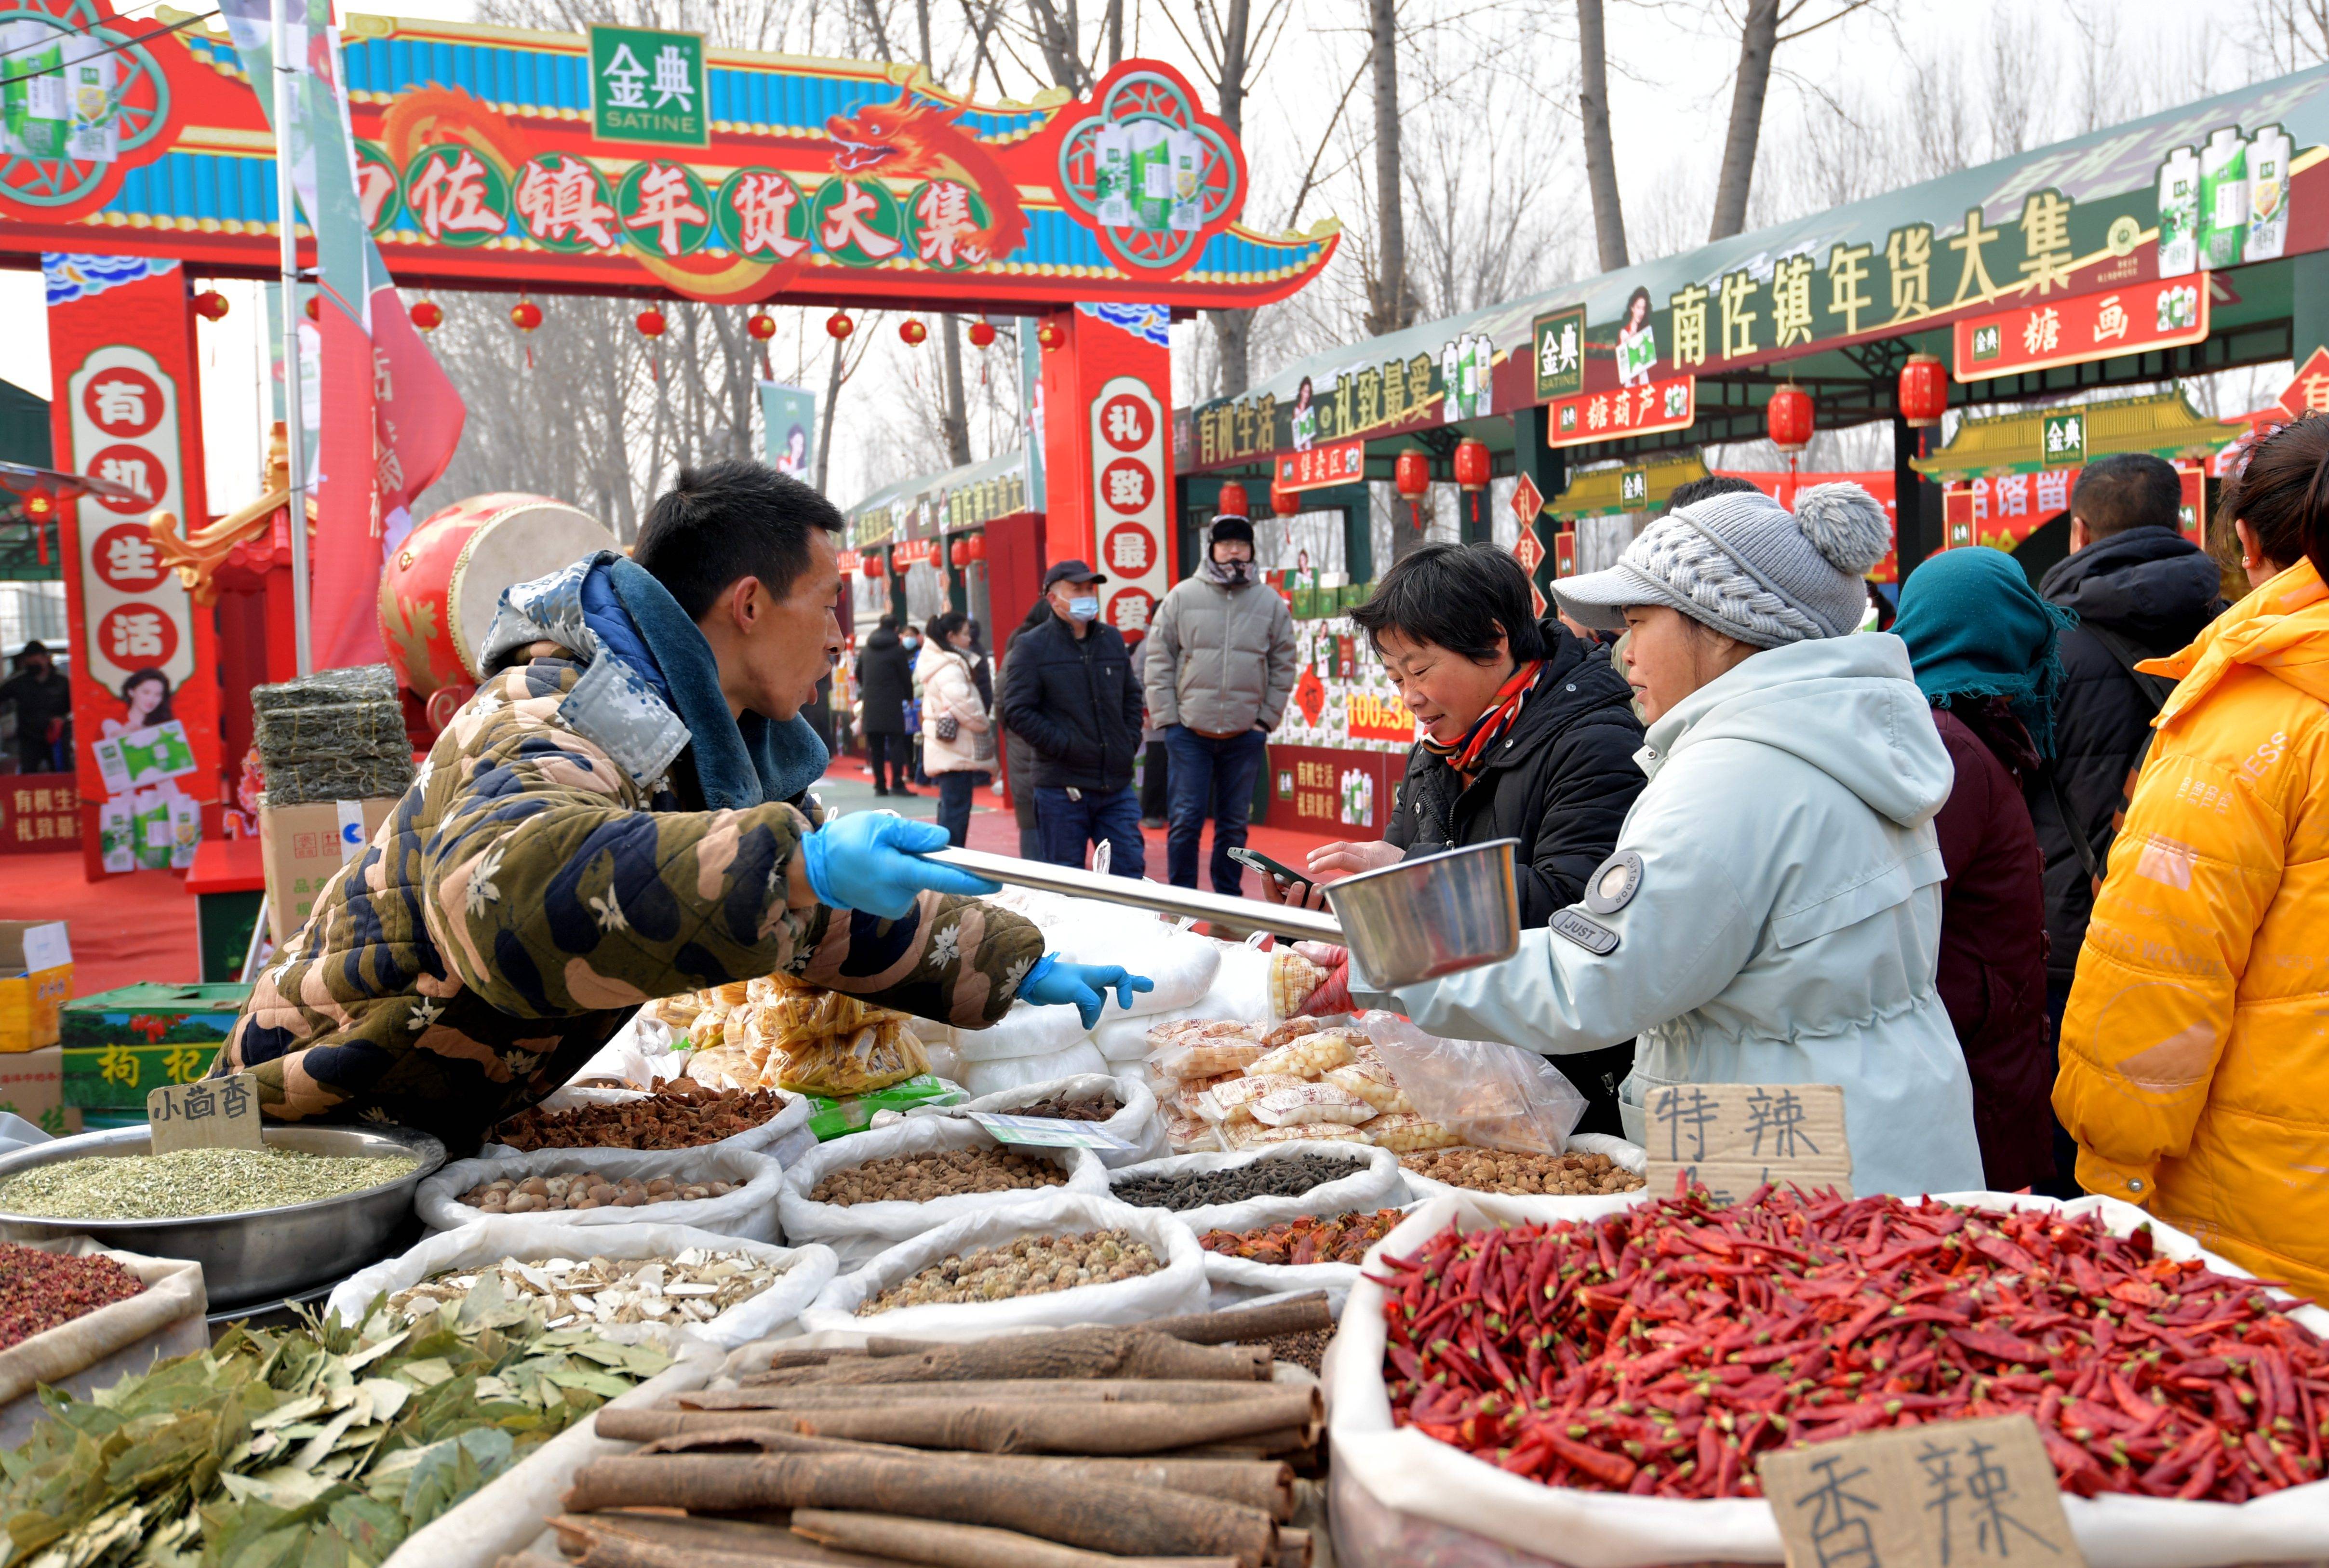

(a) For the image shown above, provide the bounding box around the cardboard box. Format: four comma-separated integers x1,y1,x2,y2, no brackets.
61,982,249,1112
0,1047,80,1136
258,798,397,937
0,921,72,1053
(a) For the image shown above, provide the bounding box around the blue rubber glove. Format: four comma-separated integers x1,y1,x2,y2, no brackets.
1019,952,1155,1029
797,813,1000,919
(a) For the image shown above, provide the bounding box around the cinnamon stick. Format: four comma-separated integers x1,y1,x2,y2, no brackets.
1138,1294,1334,1345
562,1452,1278,1567
769,1390,1319,1454
595,1423,1296,1519
548,1510,899,1568
790,1509,1242,1568
681,1378,1288,1409
744,1328,1271,1387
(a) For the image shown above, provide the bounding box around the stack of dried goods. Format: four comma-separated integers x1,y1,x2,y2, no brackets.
458,1170,738,1213
1149,1016,1465,1156
857,1230,1160,1313
549,1297,1334,1568
385,1248,787,1329
0,1279,668,1564
1111,1151,1367,1213
1401,1146,1644,1197
1377,1182,2329,1502
0,1243,145,1350
807,1146,1069,1206
649,972,927,1097
1200,1208,1405,1266
0,1146,418,1220
492,1083,786,1152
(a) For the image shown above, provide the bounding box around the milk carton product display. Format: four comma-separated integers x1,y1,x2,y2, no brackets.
0,22,68,161
2247,122,2292,261
1471,334,1495,417
1127,120,1172,233
1168,128,1204,231
1093,124,1131,227
60,34,114,164
2156,145,2200,278
2199,125,2249,269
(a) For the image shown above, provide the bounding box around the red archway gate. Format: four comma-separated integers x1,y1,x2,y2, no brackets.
0,2,1337,875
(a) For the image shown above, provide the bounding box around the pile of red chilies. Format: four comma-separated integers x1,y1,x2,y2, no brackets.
1371,1181,2329,1502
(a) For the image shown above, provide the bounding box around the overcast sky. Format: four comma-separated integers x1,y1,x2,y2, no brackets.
0,0,2289,513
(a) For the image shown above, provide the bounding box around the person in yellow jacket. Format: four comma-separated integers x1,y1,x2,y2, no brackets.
2056,413,2329,1303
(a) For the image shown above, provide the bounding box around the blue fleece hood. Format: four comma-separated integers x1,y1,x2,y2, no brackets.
476,550,828,808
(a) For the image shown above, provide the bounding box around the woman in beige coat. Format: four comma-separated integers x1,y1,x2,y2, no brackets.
917,611,993,845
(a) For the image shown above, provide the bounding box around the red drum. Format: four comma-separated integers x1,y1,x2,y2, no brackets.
378,493,615,695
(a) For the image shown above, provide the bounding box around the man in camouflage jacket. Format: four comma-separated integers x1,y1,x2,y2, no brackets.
221,462,1145,1151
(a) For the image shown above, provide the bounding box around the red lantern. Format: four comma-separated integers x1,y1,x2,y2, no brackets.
1271,482,1299,519
864,552,885,578
1395,449,1431,532
965,532,988,562
1453,437,1491,491
23,492,53,522
1766,384,1814,454
950,539,970,568
1217,480,1250,519
1036,321,1064,351
1898,352,1947,428
747,312,776,341
509,299,543,331
410,299,444,332
636,308,667,338
968,319,997,348
827,311,855,339
193,289,229,322
899,319,927,346
304,295,319,321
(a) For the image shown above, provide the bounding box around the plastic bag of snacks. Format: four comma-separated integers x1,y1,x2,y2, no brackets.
743,973,929,1096
1356,1009,1587,1154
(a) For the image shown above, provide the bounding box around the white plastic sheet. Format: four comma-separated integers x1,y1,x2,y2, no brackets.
776,1116,1110,1265
1326,1191,2329,1568
960,1039,1112,1097
800,1191,1207,1336
324,1219,837,1349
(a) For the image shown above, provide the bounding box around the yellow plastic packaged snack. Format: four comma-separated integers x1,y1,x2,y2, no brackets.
1249,1029,1358,1081
1249,1082,1376,1127
745,974,929,1096
1195,1072,1311,1125
1325,1061,1415,1115
1222,1121,1374,1149
1360,1111,1465,1153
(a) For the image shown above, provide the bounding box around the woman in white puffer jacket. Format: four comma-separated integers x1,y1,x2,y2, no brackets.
1356,484,1983,1198
917,610,992,846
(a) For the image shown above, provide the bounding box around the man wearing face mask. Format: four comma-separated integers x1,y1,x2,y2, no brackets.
1143,510,1298,894
1001,560,1147,876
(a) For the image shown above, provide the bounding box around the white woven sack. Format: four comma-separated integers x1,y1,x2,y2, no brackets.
1050,921,1222,1022
1326,1191,2329,1568
378,1323,724,1568
777,1116,1109,1266
912,1072,1166,1168
1094,1007,1204,1063
1393,1132,1652,1226
960,1039,1111,1098
949,1002,1092,1063
1199,941,1276,1021
481,1085,814,1169
415,1146,786,1243
1105,1140,1406,1235
800,1191,1206,1336
324,1218,837,1349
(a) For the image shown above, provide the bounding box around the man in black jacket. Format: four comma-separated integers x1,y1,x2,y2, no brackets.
999,560,1147,876
853,616,916,796
2031,455,2225,1019
1274,543,1647,1133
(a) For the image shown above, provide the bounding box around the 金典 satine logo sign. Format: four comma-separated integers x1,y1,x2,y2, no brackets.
589,25,708,148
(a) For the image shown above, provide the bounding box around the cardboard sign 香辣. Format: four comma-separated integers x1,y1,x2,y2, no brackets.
1759,1414,2083,1568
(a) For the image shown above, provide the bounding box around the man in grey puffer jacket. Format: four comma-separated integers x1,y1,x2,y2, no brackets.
1144,511,1299,893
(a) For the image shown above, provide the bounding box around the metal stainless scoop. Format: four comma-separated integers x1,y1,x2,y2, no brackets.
919,838,1522,989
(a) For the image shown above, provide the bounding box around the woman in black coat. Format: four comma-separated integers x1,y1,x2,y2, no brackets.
854,616,916,796
1269,543,1648,1134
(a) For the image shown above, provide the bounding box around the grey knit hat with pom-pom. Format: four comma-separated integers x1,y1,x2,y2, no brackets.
1553,482,1891,648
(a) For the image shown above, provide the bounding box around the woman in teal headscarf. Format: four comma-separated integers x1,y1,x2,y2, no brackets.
1891,547,2077,1191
